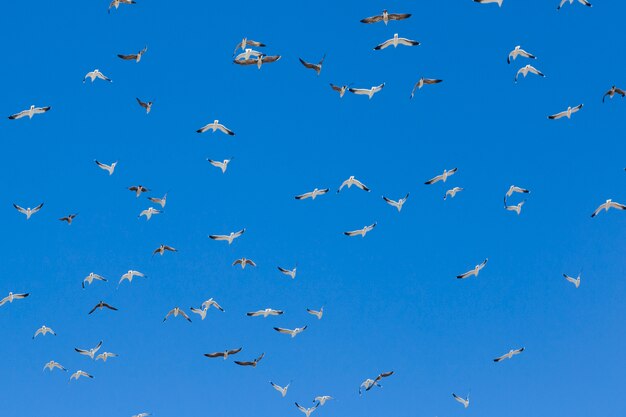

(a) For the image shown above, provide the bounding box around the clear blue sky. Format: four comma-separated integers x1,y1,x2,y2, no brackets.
2,1,626,416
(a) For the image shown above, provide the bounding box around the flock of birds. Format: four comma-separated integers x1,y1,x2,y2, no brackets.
4,1,624,416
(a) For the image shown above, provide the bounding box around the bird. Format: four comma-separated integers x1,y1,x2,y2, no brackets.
118,46,148,62
118,270,146,287
474,0,503,6
270,381,290,397
74,341,103,359
452,393,470,408
234,48,263,61
69,370,94,381
338,176,370,192
33,325,56,339
382,194,409,212
96,352,118,362
507,46,537,64
147,193,167,208
83,69,112,83
131,413,150,417
233,258,256,269
515,64,545,82
457,259,488,279
163,307,192,322
360,9,411,25
43,360,67,372
139,207,161,221
295,188,330,200
88,301,118,315
108,0,135,13
493,347,525,362
152,244,177,256
13,203,44,219
196,120,235,135
8,105,51,120
0,292,29,307
295,402,319,417
548,104,583,120
563,273,581,288
314,396,333,406
603,86,626,103
410,78,442,98
247,308,284,318
95,160,117,175
274,326,307,338
306,307,324,320
234,352,265,367
344,223,377,237
277,266,297,279
234,54,281,69
204,348,242,360
444,187,463,200
233,37,266,55
136,98,153,114
591,199,626,217
299,55,326,75
359,371,394,395
557,0,591,9
190,306,209,320
59,214,78,224
506,185,530,197
207,158,233,173
504,197,526,215
349,83,385,99
129,185,150,197
425,168,458,184
202,298,225,312
330,84,350,98
374,33,420,50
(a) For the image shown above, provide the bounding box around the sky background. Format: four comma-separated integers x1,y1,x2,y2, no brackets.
1,0,626,416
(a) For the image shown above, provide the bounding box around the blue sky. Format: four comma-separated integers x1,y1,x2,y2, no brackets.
2,0,626,416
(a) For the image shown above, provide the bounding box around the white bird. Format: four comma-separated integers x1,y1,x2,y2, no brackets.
295,402,319,417
248,308,284,318
233,258,256,269
204,347,242,360
43,360,67,372
295,188,330,200
374,33,420,50
196,120,235,135
83,69,112,83
314,396,333,406
82,272,107,289
108,0,135,13
131,413,151,417
13,203,44,220
457,259,488,279
202,298,225,312
96,352,118,362
359,371,394,395
147,193,167,208
274,326,307,338
474,0,503,6
163,307,192,322
118,46,148,63
603,86,626,103
234,54,281,69
69,370,94,381
306,307,324,320
452,393,470,408
504,198,526,215
425,168,458,185
329,83,350,98
74,341,103,360
515,64,545,82
0,292,29,307
382,193,409,212
444,187,463,200
548,104,583,120
139,207,161,221
557,0,591,9
233,37,266,55
270,381,290,397
344,223,377,237
8,105,51,120
277,266,297,279
507,46,537,64
118,270,146,287
190,306,209,320
129,185,150,197
563,273,581,288
348,83,385,99
235,48,263,61
360,9,411,25
493,347,525,362
94,160,117,175
207,157,233,173
338,176,370,192
152,244,177,256
506,185,530,197
136,97,153,114
299,55,326,75
591,199,626,217
33,325,56,339
410,78,443,98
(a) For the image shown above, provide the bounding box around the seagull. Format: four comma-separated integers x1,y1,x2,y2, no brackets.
515,64,545,82
129,185,150,197
118,46,148,63
591,199,626,217
457,259,488,279
338,176,370,192
374,33,420,50
233,258,256,269
139,207,161,221
504,198,526,215
474,0,503,6
147,193,167,208
152,244,177,256
118,270,146,287
274,326,307,338
132,413,151,417
108,0,135,13
234,54,281,69
234,48,263,61
207,158,233,173
33,325,56,339
190,306,209,320
314,396,333,406
299,55,326,75
425,168,458,184
359,371,394,395
13,203,44,219
506,185,530,197
43,361,67,372
507,46,537,64
204,347,242,360
96,352,118,362
444,187,463,200
410,78,442,98
452,393,470,408
95,160,117,175
295,188,330,200
233,37,266,55
136,98,153,114
271,381,290,397
247,308,284,318
295,402,319,417
234,352,265,367
330,84,350,98
493,347,525,362
306,307,324,320
70,370,94,381
344,223,377,237
163,307,192,322
83,69,112,83
548,104,583,120
202,298,225,312
74,341,103,360
557,0,591,9
8,105,51,120
59,214,78,224
88,301,118,315
360,9,411,25
603,86,626,103
349,83,385,99
277,266,297,279
196,120,235,135
563,273,581,288
0,292,29,307
382,194,409,212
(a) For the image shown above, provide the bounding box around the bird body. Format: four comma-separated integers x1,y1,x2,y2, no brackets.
591,199,626,217
457,259,488,279
374,33,420,50
344,223,377,237
383,194,409,212
13,203,44,219
8,105,50,120
83,69,112,83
